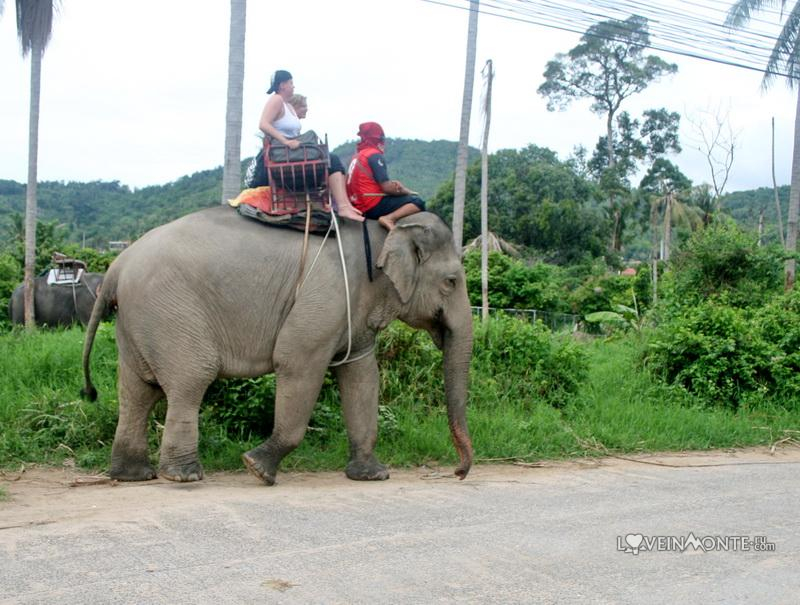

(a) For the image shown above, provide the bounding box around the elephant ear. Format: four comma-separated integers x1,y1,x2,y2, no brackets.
376,222,435,304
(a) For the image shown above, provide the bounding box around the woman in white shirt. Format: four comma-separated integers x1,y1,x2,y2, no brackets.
259,70,363,222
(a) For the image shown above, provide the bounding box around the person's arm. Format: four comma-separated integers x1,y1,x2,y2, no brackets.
368,154,417,196
258,96,301,149
379,180,415,196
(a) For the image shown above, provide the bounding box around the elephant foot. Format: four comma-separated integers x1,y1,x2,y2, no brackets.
158,461,204,482
242,449,277,486
345,458,390,481
109,461,157,482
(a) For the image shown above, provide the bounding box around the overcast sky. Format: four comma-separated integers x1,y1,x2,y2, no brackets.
1,0,796,193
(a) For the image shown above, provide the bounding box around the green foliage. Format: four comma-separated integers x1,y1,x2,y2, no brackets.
644,220,797,409
3,324,800,472
722,185,789,245
670,218,784,308
57,244,118,273
0,253,21,329
538,16,677,116
570,271,639,317
429,145,607,263
331,138,480,201
646,303,774,408
463,250,568,311
473,315,588,408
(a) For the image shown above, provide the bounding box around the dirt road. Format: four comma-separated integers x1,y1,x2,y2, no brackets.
2,448,799,604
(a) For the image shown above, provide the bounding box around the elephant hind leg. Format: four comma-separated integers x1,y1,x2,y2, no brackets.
157,385,209,482
110,361,163,481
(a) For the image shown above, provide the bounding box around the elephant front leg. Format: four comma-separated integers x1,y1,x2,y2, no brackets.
335,353,389,481
242,365,327,486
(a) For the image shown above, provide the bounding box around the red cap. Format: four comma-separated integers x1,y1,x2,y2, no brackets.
357,122,385,141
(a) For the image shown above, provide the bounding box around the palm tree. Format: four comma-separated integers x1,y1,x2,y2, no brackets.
13,0,57,329
221,0,246,204
452,0,479,252
726,1,800,289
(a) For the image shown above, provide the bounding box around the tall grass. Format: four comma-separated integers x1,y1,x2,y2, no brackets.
1,320,798,476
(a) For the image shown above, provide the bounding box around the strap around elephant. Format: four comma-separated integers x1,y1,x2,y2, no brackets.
362,221,373,282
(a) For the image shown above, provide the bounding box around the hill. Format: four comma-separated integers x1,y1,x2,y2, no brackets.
723,185,790,243
0,139,478,249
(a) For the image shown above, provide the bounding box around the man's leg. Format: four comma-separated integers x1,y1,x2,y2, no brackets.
378,203,422,230
328,172,364,222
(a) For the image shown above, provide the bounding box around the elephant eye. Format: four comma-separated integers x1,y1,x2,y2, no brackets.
442,275,457,293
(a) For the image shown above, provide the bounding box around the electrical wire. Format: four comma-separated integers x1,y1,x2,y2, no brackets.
417,0,795,79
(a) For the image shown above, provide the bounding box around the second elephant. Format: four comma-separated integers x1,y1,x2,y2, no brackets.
9,272,104,327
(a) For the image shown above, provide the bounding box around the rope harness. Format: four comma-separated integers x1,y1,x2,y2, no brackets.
294,204,376,367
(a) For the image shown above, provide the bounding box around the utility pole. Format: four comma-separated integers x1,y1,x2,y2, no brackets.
480,60,493,322
452,0,479,252
772,117,785,247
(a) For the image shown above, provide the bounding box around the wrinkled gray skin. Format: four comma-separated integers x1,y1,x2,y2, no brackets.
82,207,473,485
9,272,104,327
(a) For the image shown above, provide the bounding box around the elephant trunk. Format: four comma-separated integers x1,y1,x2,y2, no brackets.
442,305,474,480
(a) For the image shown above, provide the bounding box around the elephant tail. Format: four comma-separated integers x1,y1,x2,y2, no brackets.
81,269,118,401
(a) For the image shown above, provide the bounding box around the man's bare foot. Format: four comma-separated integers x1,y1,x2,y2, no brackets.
337,206,365,222
378,216,396,230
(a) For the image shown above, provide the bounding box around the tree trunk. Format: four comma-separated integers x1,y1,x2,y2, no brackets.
452,0,479,253
221,0,247,204
611,208,621,252
480,60,492,322
650,198,660,305
772,116,785,247
785,88,800,290
23,40,43,330
662,192,672,262
606,110,619,251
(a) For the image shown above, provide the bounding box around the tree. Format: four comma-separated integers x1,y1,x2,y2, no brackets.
452,0,479,251
588,108,682,251
538,15,677,252
685,104,738,211
640,159,695,302
221,0,246,204
479,59,493,321
726,0,800,289
429,145,607,264
12,0,57,329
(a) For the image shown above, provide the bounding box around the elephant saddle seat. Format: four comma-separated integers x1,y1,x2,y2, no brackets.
229,133,334,234
48,252,87,285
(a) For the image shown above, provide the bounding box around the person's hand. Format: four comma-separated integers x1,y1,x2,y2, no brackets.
286,139,301,150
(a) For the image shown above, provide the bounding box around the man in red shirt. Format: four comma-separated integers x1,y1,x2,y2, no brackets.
346,122,425,230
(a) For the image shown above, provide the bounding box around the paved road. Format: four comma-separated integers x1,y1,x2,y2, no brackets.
1,449,799,604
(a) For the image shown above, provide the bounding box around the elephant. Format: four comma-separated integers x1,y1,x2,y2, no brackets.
81,207,473,485
9,272,104,327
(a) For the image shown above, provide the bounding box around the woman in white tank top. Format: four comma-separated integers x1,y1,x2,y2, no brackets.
258,70,303,147
257,70,363,222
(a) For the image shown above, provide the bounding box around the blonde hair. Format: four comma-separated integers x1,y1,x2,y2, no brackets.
288,94,307,109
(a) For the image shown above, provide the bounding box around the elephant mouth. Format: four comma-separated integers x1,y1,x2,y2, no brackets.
427,310,447,350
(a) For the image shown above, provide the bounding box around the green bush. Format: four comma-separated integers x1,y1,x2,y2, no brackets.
472,314,588,408
463,250,568,311
644,220,798,409
0,253,21,329
670,219,783,308
645,301,774,408
754,289,800,400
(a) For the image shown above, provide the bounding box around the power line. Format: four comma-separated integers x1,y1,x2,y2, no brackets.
418,0,793,79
